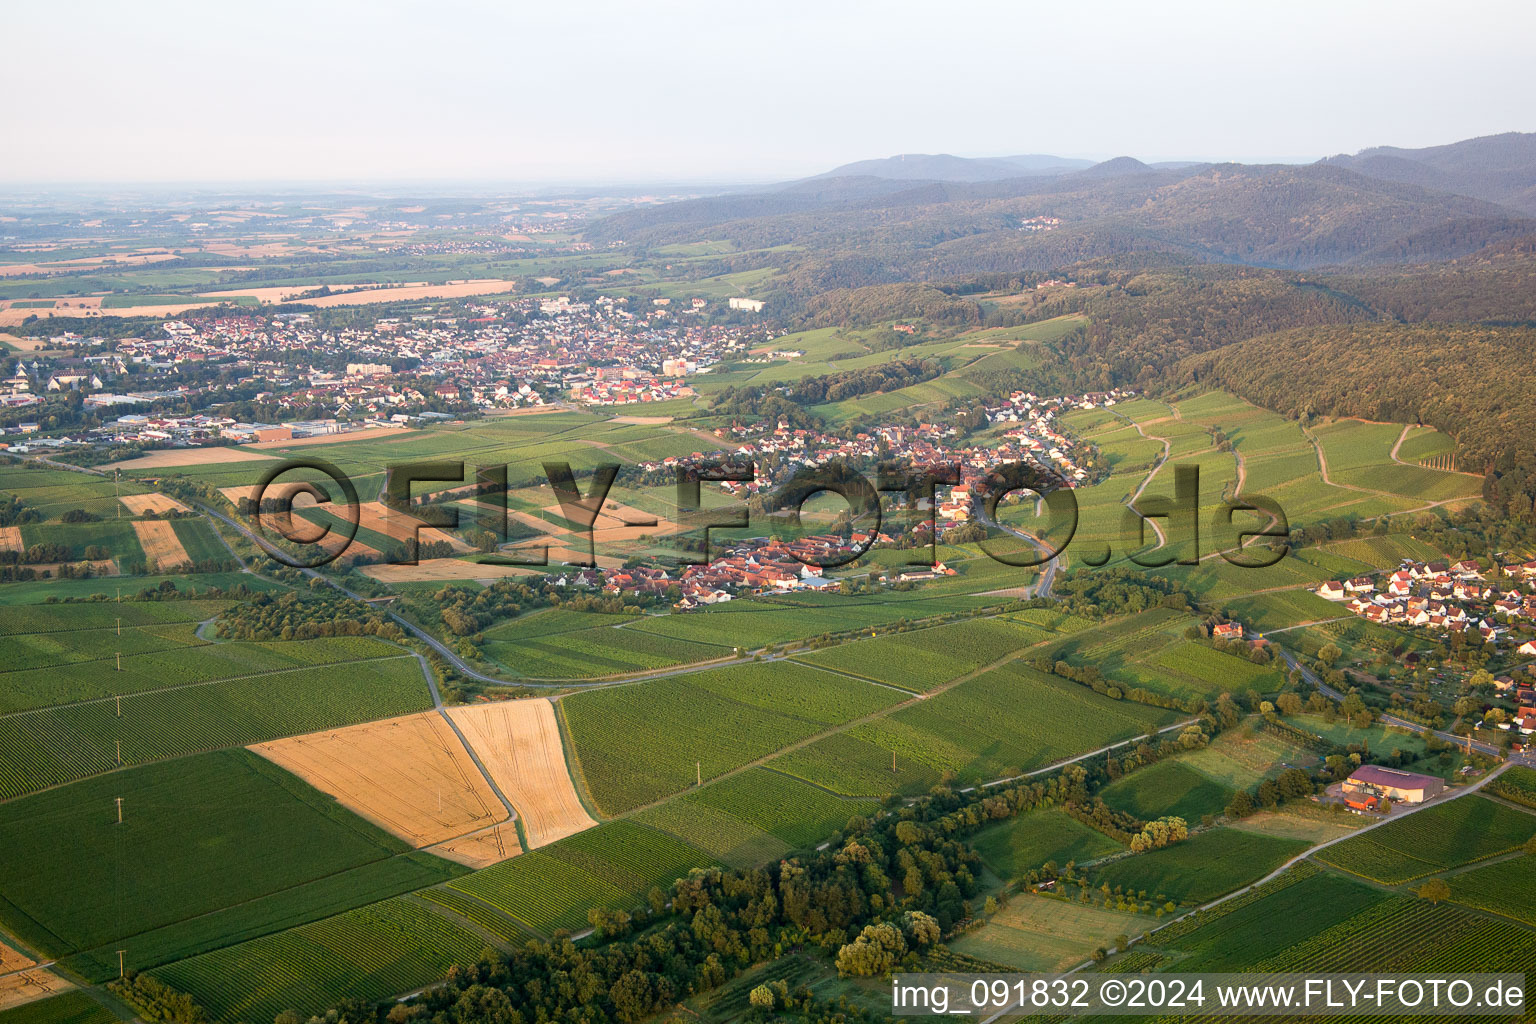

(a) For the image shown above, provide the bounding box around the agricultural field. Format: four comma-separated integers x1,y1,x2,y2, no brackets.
1446,854,1536,925
1099,760,1235,824
790,615,1047,692
0,654,434,799
969,809,1125,881
560,661,903,814
443,851,632,936
482,619,726,679
950,895,1136,971
251,711,509,853
1487,765,1536,809
1090,828,1312,904
0,464,150,521
0,750,464,981
0,993,118,1024
634,799,792,869
847,661,1177,784
152,897,491,1024
685,768,880,848
445,700,596,849
1313,794,1536,884
766,731,941,797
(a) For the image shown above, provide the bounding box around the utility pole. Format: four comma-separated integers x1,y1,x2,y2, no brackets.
116,617,121,636
116,651,121,671
117,950,125,980
892,749,898,774
116,740,122,765
696,761,702,786
115,694,121,717
115,797,123,824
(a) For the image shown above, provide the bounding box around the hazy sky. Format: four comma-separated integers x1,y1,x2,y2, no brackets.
4,0,1532,185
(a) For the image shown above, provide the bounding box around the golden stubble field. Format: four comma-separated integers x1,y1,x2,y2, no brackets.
446,700,597,849
251,712,511,861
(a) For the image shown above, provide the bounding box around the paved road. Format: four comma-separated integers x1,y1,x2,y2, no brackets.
1269,642,1504,757
975,507,1058,599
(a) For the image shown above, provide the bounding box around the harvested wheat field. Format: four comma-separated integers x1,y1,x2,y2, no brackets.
111,447,278,470
426,821,524,869
251,425,411,449
608,415,673,425
252,711,508,850
361,558,540,584
133,520,191,570
447,700,596,849
0,938,34,974
355,501,475,553
0,527,22,554
0,971,73,1012
218,479,317,505
119,493,190,515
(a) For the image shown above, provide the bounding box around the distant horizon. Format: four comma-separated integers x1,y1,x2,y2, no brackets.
1,129,1531,195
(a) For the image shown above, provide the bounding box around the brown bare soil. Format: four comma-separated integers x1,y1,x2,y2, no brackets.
447,700,597,849
110,447,278,470
0,971,73,1012
119,493,190,515
0,939,34,974
354,501,474,553
251,425,411,449
361,558,540,583
252,712,508,848
0,527,22,553
133,520,191,570
426,822,524,869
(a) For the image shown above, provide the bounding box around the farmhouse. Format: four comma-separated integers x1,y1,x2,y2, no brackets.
1342,765,1445,805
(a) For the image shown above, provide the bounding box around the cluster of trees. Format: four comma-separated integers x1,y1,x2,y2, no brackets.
782,357,943,406
1128,816,1189,853
1048,567,1194,619
0,492,41,527
214,588,405,642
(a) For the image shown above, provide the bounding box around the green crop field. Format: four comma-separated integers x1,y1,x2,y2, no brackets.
19,522,144,563
542,820,716,893
444,851,631,936
561,661,903,814
1487,765,1536,809
970,808,1124,880
848,661,1176,783
1314,795,1536,883
0,464,149,521
686,768,879,848
153,897,491,1024
0,993,120,1024
0,634,409,712
169,518,230,563
1099,761,1235,823
634,799,792,869
483,620,725,678
766,731,941,797
791,616,1045,692
0,750,463,980
1447,854,1536,925
1091,828,1311,904
621,597,939,649
0,654,432,799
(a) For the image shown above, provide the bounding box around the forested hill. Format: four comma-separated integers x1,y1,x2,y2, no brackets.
587,162,1534,284
1182,324,1536,520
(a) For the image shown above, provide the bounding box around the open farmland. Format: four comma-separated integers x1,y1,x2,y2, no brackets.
251,712,509,852
0,750,464,980
684,768,880,848
152,897,491,1024
445,700,596,848
130,520,189,570
483,618,727,679
0,653,433,799
970,808,1125,880
1446,854,1536,925
1313,794,1536,883
791,615,1047,691
950,895,1135,972
0,633,410,712
1099,760,1235,824
0,992,117,1024
560,661,904,814
847,661,1177,783
1090,828,1311,904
